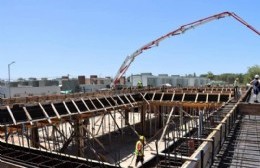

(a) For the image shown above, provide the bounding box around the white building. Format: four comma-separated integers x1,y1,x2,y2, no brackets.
0,86,60,98
0,78,60,98
128,73,209,87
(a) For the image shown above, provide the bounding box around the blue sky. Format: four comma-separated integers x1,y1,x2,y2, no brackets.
0,1,259,80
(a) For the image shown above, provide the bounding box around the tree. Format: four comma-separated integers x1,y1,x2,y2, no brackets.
244,65,260,83
200,74,208,78
17,77,25,81
218,73,243,84
207,71,214,80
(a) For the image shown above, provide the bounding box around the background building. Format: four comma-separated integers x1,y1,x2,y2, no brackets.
79,75,113,92
0,73,210,98
128,73,209,87
0,78,60,98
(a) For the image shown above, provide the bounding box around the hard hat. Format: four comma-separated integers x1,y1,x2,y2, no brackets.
255,74,259,79
236,78,239,80
139,135,145,141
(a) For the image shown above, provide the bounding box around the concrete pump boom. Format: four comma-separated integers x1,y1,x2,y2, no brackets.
111,11,259,87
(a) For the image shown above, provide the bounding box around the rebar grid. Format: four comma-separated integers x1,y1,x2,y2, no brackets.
0,142,105,168
212,115,260,168
153,103,226,168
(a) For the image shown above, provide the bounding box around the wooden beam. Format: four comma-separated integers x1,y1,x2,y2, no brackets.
149,101,222,109
6,106,17,125
59,130,75,153
160,106,175,142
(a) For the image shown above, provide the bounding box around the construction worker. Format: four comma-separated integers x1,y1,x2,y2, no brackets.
250,74,260,103
137,80,143,89
233,78,239,100
135,135,145,167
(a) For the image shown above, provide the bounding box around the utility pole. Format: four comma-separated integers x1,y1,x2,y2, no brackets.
8,61,15,98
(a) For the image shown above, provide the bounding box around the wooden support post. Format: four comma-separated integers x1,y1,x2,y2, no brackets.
180,106,183,136
160,107,174,142
188,139,195,156
30,125,39,148
21,124,25,147
125,109,129,125
83,118,90,136
158,106,163,129
141,105,146,135
74,119,84,157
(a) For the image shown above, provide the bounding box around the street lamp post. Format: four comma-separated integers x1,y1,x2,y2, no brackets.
8,61,15,98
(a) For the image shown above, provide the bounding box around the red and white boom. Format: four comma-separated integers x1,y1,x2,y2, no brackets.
112,11,259,87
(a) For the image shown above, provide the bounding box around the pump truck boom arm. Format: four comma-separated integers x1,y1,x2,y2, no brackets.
111,11,259,87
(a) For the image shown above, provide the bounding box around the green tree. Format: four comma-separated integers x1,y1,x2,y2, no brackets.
17,77,25,81
217,73,243,84
207,71,214,80
200,74,208,78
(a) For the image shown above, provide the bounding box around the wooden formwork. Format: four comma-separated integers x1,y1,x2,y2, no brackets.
0,87,243,168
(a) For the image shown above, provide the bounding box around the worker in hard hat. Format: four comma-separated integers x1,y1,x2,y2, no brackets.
250,74,260,103
135,135,145,167
137,80,143,89
233,78,240,100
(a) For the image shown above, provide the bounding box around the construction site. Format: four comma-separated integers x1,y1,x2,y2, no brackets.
0,11,259,168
